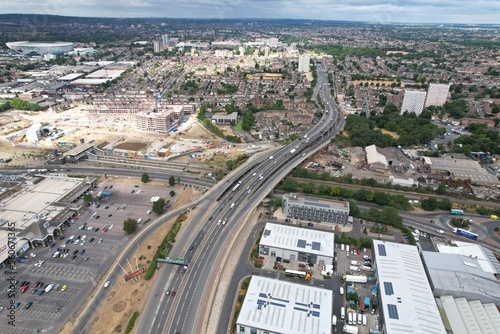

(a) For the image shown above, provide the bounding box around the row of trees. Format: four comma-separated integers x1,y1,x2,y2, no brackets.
0,98,40,112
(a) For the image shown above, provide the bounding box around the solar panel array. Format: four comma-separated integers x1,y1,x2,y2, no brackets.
384,282,394,296
378,244,387,256
263,229,272,237
387,304,399,319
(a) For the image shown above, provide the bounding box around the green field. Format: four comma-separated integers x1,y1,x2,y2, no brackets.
233,121,243,131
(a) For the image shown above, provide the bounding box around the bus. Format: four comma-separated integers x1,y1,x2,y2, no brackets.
232,184,240,192
455,228,478,240
450,209,464,215
285,269,306,278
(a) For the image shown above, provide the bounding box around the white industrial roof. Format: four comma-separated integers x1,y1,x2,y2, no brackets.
440,295,468,334
260,223,334,258
71,78,109,85
373,240,446,334
365,144,388,167
58,73,84,81
436,241,498,274
236,275,332,334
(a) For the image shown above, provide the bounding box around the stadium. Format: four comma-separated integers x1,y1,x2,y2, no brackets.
6,41,74,56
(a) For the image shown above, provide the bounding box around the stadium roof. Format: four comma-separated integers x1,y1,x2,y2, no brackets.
260,223,334,257
237,276,332,334
6,41,74,55
373,240,446,334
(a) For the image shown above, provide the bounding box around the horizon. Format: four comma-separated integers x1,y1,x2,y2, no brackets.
1,0,500,25
1,13,500,27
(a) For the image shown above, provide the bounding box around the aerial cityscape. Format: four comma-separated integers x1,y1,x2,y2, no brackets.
0,8,499,334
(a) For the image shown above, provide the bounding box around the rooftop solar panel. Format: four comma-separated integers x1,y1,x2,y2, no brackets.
311,311,320,317
269,302,286,308
263,229,271,237
293,307,308,312
387,304,399,319
384,282,394,296
312,304,320,309
378,244,387,256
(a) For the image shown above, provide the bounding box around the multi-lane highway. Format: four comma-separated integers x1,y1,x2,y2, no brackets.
133,62,347,334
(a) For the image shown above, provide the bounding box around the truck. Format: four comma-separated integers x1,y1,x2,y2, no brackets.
450,209,464,215
342,325,359,334
342,274,368,283
350,260,358,266
290,148,296,154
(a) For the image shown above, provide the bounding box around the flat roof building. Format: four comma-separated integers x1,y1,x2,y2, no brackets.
236,275,332,334
298,55,310,73
423,250,500,306
422,156,500,185
211,111,238,125
373,240,446,334
282,193,349,225
136,111,174,133
259,222,334,265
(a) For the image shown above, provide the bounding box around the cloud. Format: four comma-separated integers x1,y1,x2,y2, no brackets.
2,0,499,23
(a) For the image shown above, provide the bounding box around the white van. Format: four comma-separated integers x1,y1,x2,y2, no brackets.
339,286,344,295
45,284,55,293
362,314,367,326
332,314,337,326
147,210,152,215
349,265,361,272
348,312,353,325
350,260,358,266
346,245,350,253
357,313,362,325
340,307,345,319
341,244,345,251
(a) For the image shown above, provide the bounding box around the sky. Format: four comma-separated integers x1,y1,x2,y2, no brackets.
2,0,500,24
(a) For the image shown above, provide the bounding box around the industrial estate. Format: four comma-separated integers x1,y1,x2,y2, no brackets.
0,13,499,334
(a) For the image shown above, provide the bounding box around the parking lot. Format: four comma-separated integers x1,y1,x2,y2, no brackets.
0,178,179,333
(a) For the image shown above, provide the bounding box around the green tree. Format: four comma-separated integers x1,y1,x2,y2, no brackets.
302,182,315,194
83,193,93,203
123,218,137,234
141,172,150,183
152,198,166,215
436,184,447,195
170,190,176,197
421,198,438,211
282,179,299,192
169,176,175,186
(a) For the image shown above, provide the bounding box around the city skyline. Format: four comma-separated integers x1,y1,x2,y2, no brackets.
2,0,500,24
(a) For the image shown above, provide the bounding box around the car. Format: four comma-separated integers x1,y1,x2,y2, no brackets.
71,255,77,260
83,257,89,261
109,185,113,189
104,205,109,209
89,237,95,243
95,215,100,219
30,253,36,257
0,307,3,312
24,302,33,310
17,258,25,263
76,235,81,240
166,290,170,295
20,285,29,293
14,302,21,309
130,190,135,194
38,289,44,296
59,236,65,240
69,235,75,240
363,255,371,261
31,289,38,295
283,259,290,264
85,202,91,207
104,281,111,288
298,263,306,268
171,291,176,297
436,229,444,234
61,285,67,292
134,185,139,188
217,219,222,226
80,250,85,255
96,204,100,208
73,250,79,255
74,240,79,245
49,243,56,248
38,283,44,289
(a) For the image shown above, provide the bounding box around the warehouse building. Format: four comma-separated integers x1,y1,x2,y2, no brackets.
421,156,500,185
373,240,446,334
422,250,500,306
259,223,334,265
236,275,332,334
282,193,349,225
365,144,388,172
